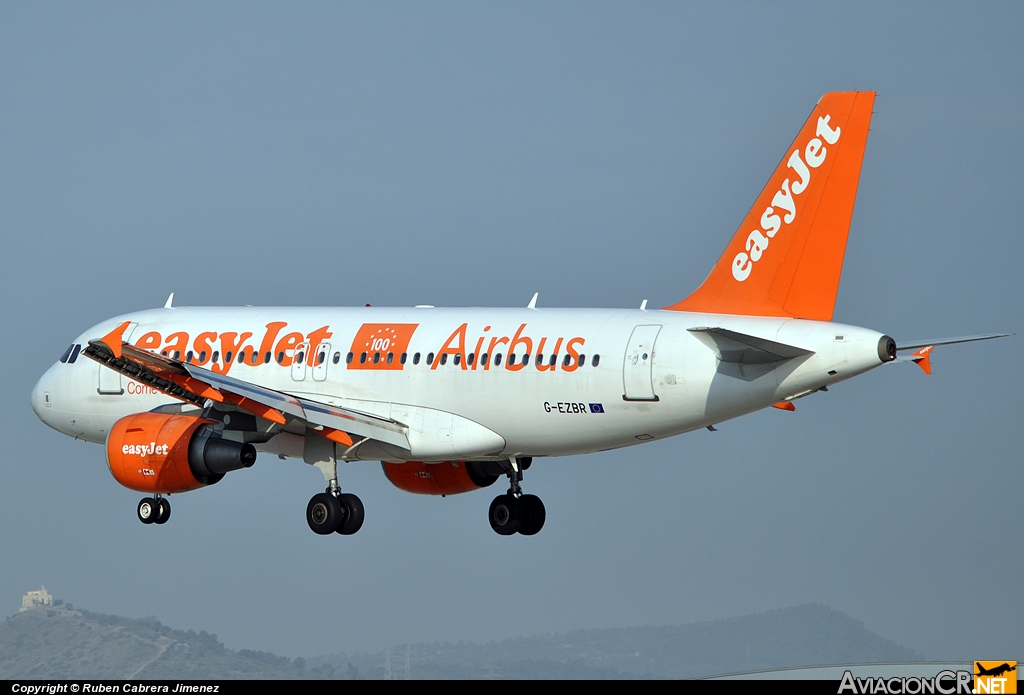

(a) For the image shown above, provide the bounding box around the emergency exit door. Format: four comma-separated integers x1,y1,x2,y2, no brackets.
622,325,661,401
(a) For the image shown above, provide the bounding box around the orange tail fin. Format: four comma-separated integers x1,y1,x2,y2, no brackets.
665,92,875,320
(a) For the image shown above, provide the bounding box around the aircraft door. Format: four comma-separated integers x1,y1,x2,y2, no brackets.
97,323,137,395
291,342,308,381
622,325,661,401
312,342,330,382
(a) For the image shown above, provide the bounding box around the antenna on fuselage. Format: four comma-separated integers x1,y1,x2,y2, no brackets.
527,292,538,309
164,292,174,309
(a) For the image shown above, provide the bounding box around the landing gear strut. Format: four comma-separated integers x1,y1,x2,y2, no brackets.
137,496,171,525
488,457,545,536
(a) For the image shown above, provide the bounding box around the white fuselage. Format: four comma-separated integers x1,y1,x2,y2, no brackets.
31,306,889,462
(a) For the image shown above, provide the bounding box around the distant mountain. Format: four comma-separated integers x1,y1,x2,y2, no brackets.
0,606,332,680
316,604,924,679
0,602,921,679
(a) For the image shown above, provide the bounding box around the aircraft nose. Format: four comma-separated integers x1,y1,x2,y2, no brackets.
31,363,58,423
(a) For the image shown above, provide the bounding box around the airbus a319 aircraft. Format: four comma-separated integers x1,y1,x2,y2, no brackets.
31,92,1007,537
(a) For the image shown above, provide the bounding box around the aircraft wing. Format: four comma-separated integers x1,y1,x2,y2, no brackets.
81,322,411,451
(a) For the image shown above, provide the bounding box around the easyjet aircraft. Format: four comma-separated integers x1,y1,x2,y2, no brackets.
31,92,1007,537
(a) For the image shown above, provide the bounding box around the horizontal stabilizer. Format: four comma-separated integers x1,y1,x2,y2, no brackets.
896,333,1012,351
688,327,813,365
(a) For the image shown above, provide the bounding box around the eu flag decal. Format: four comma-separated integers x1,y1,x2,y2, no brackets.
589,403,605,413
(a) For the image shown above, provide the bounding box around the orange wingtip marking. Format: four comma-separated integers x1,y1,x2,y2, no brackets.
911,345,934,375
98,321,132,359
665,91,876,320
320,427,354,447
166,374,225,402
222,393,287,425
772,401,796,411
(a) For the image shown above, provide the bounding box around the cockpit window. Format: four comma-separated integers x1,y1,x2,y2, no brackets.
68,344,81,363
59,345,74,363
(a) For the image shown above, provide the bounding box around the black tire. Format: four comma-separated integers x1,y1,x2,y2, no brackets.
518,494,545,536
488,494,522,535
336,493,365,535
306,493,343,535
154,498,171,525
137,498,157,525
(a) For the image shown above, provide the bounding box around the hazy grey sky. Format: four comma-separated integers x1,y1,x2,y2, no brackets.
2,3,1020,660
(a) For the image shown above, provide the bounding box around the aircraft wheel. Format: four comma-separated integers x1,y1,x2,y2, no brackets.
488,494,522,535
137,498,158,525
518,494,545,536
154,498,171,525
306,493,343,535
336,493,364,535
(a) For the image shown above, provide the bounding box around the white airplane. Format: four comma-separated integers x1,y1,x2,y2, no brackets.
30,92,1007,537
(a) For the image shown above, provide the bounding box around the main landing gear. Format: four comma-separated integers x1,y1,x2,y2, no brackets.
137,496,170,525
488,457,545,536
306,488,365,535
305,452,364,536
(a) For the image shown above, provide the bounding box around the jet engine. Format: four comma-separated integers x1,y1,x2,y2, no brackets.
381,460,505,495
106,412,256,494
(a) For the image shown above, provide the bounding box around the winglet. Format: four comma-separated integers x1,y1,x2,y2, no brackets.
527,292,539,309
164,292,174,309
772,401,796,411
98,321,131,359
911,345,934,375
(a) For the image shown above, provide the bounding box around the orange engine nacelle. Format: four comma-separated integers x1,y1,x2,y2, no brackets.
381,460,504,496
106,412,256,494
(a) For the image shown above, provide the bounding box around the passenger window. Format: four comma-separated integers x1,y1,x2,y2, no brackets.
237,349,246,363
440,354,448,365
467,352,475,366
413,352,420,365
578,354,585,366
276,351,285,364
495,353,503,366
373,352,380,364
59,344,74,363
173,351,181,361
263,352,271,364
563,354,572,367
481,353,489,366
508,353,515,365
199,351,208,363
386,352,394,365
535,354,544,366
592,354,600,367
549,354,557,366
225,351,233,364
427,352,434,365
296,351,304,365
186,351,194,363
346,352,353,364
160,350,168,357
333,352,341,364
400,352,407,365
212,351,220,363
69,345,81,363
318,351,326,365
360,352,367,364
453,353,460,365
522,353,530,365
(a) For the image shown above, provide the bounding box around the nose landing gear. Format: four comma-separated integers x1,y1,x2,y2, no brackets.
137,496,170,525
488,457,545,536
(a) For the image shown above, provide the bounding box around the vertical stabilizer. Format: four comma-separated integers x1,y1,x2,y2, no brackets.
665,91,875,320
